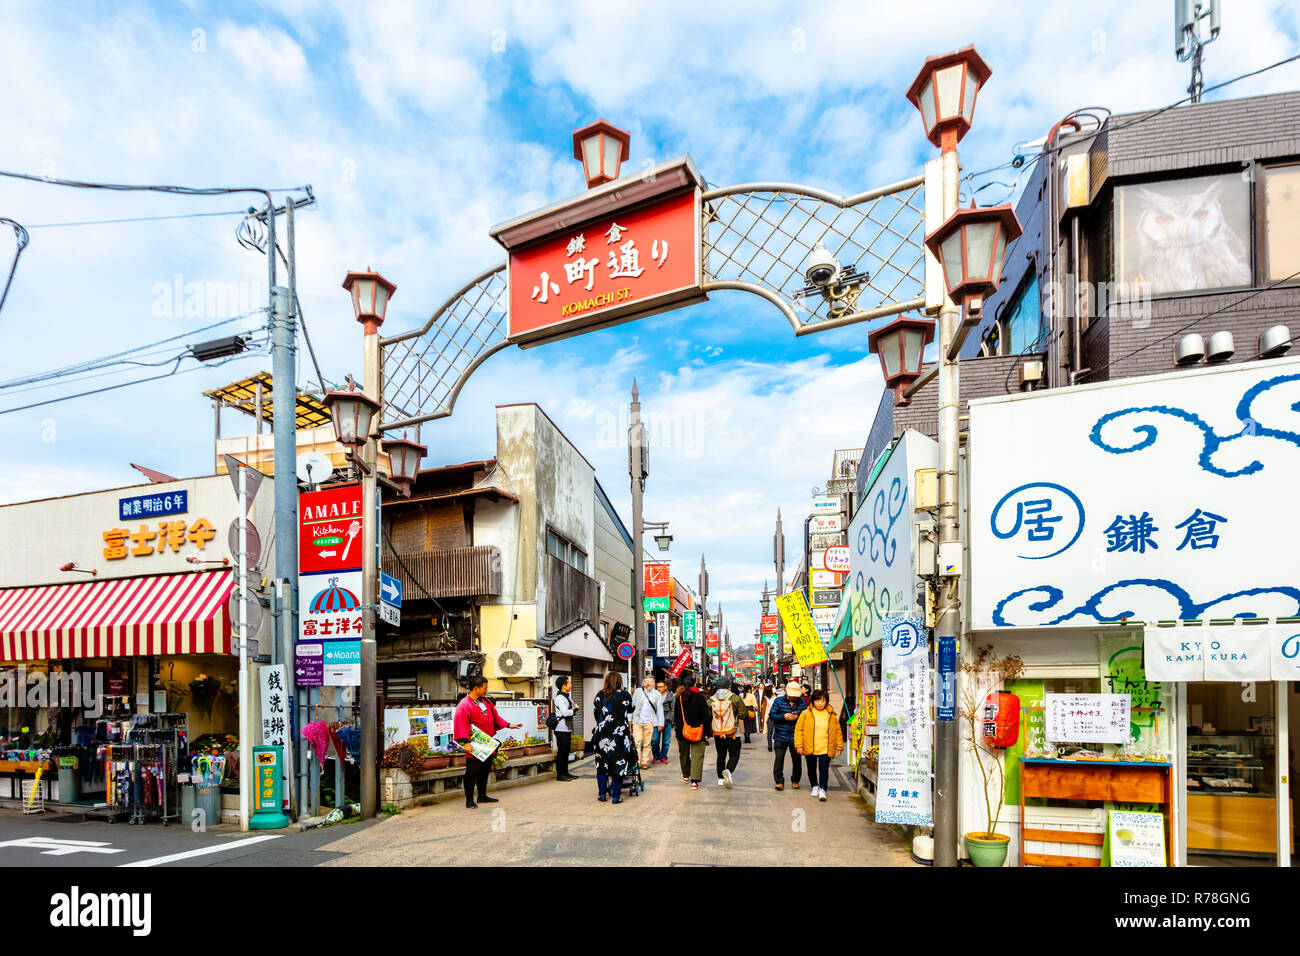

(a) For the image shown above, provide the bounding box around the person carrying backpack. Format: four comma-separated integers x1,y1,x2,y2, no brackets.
709,683,744,788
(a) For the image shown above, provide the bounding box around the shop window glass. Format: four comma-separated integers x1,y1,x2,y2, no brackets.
1115,172,1252,296
997,273,1044,356
1264,163,1300,281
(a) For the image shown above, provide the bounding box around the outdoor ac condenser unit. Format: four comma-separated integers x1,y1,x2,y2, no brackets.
493,647,542,679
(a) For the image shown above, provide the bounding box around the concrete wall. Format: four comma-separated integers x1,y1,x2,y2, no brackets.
593,485,634,640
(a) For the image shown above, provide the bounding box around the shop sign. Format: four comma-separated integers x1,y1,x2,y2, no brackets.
259,665,288,746
101,517,216,560
1144,621,1297,682
656,612,671,655
810,532,842,551
810,569,838,589
643,595,670,612
254,747,281,812
118,490,187,521
682,610,699,644
294,643,324,687
503,189,703,346
644,562,672,597
936,636,956,722
876,614,932,827
969,358,1300,629
1104,810,1167,867
298,484,363,575
810,607,837,626
320,638,361,686
300,570,364,641
823,546,851,573
760,614,779,634
668,648,692,678
811,496,841,514
811,588,841,607
862,692,878,729
1045,693,1130,743
810,514,841,534
774,591,828,667
705,632,719,656
844,431,936,651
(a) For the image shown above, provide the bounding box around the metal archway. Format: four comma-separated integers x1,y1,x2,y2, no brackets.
379,171,928,431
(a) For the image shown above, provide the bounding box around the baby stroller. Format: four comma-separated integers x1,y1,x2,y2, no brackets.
622,757,646,798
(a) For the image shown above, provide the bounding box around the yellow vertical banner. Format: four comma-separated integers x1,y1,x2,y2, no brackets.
775,590,828,667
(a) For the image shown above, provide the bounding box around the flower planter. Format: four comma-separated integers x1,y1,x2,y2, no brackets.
419,756,450,771
503,747,526,760
448,754,466,768
523,744,551,757
964,832,1010,868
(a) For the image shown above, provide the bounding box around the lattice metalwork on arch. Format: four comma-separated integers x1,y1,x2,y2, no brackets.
380,172,928,431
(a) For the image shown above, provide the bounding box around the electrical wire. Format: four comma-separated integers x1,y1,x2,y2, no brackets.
0,169,302,201
25,209,249,229
0,217,28,317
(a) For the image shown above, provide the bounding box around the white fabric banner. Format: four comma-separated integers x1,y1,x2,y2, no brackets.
1271,624,1300,682
875,614,932,827
1203,623,1272,681
1143,624,1204,681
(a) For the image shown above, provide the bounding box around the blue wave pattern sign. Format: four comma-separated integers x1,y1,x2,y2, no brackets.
970,362,1300,628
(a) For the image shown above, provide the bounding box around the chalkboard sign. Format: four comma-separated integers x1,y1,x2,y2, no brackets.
1045,693,1130,743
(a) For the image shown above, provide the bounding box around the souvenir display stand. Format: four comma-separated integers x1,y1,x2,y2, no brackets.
1018,758,1173,867
94,713,188,824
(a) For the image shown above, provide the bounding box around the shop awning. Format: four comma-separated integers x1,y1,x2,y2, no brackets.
0,571,234,662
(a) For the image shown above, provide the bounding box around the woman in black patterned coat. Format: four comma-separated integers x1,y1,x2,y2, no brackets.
590,671,635,804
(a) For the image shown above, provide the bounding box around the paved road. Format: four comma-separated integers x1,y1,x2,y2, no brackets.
0,738,913,866
316,737,914,867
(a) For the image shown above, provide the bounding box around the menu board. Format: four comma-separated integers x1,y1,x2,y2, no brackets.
1105,810,1167,867
1045,693,1130,743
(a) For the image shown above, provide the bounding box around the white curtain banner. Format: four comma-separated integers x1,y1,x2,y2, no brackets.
1203,623,1272,681
1143,624,1204,682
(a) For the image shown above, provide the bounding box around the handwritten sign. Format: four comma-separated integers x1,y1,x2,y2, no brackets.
1105,810,1166,867
774,590,828,667
1045,693,1130,743
862,692,878,728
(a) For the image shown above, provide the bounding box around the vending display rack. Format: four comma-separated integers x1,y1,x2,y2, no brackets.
95,713,188,825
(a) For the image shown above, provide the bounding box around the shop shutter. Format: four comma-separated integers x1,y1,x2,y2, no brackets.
570,674,583,738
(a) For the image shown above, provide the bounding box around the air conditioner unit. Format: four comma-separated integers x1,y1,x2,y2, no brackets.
493,647,542,679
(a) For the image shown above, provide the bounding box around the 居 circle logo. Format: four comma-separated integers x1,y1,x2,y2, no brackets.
1282,633,1300,660
50,886,151,936
989,481,1086,560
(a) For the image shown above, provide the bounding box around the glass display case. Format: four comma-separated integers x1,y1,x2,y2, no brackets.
1186,732,1274,797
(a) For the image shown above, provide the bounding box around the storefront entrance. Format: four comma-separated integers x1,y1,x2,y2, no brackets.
1179,681,1292,865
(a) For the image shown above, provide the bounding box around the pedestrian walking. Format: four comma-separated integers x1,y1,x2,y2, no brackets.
629,676,663,770
452,675,522,809
794,689,844,801
552,675,578,781
768,681,808,791
654,679,676,763
709,682,744,787
761,682,777,752
742,683,758,743
673,674,711,790
590,672,636,803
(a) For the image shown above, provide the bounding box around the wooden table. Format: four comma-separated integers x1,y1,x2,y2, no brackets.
1019,758,1173,867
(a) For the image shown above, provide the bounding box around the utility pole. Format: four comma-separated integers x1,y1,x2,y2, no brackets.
629,381,648,681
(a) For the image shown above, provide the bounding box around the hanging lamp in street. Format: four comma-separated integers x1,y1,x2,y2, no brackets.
342,269,397,331
924,203,1022,320
323,384,382,457
381,434,427,498
572,119,631,188
867,315,937,406
905,45,992,152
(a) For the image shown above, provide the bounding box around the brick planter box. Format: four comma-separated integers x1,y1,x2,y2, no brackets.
381,751,558,809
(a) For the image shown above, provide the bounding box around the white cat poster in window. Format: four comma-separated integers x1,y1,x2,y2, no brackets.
1116,172,1252,296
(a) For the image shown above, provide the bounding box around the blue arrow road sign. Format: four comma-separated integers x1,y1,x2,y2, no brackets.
379,572,402,607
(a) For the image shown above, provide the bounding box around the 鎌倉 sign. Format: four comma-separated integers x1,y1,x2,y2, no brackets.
503,188,703,346
969,359,1300,628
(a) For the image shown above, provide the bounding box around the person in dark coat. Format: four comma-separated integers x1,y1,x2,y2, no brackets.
768,681,809,790
590,671,635,804
673,674,712,789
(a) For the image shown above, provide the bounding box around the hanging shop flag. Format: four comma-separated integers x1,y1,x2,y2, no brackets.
645,562,672,597
774,590,828,667
876,613,932,827
668,648,693,678
760,614,779,635
1143,621,1278,682
705,632,719,656
682,610,699,644
259,665,288,746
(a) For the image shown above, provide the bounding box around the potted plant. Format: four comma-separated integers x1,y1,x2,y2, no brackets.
380,742,422,778
417,744,449,771
444,743,467,768
959,644,1025,867
522,735,551,756
500,736,525,760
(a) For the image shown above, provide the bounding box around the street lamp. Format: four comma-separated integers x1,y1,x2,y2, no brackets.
342,269,397,332
381,434,427,498
924,204,1022,320
905,45,991,152
868,315,937,405
645,520,673,552
572,119,631,189
323,385,382,470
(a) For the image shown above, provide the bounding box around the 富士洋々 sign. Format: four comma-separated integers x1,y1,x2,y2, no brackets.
876,614,932,827
969,359,1300,628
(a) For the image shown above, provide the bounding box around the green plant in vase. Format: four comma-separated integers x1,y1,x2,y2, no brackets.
959,644,1025,868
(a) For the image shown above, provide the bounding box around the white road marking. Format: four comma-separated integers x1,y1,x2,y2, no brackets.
0,836,124,856
119,834,282,867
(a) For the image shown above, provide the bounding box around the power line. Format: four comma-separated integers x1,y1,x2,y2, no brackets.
0,217,28,317
0,169,304,201
25,209,249,229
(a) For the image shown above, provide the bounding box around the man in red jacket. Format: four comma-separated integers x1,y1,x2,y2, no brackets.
453,676,521,809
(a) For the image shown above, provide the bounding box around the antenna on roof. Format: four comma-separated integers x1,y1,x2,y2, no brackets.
1175,0,1221,104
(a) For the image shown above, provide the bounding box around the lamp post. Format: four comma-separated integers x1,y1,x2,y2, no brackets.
904,44,1002,868
572,120,632,189
867,315,937,406
629,381,649,680
334,267,399,821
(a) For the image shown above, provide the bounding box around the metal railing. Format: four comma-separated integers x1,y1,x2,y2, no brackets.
382,545,503,599
545,553,599,634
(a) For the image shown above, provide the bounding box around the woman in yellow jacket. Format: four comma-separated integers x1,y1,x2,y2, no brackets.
794,689,844,802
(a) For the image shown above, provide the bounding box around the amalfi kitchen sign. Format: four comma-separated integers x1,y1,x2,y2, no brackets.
491,157,705,347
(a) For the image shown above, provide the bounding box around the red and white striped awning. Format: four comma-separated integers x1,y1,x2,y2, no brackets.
0,571,234,662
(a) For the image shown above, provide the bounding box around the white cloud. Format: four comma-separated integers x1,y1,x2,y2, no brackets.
216,23,311,91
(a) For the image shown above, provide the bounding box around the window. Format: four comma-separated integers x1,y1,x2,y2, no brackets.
1114,172,1252,296
1264,163,1300,282
546,529,587,574
996,272,1045,356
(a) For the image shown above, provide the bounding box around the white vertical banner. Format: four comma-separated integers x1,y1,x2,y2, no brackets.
259,664,288,746
876,614,932,827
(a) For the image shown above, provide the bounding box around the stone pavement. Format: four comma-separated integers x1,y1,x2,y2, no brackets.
316,737,915,866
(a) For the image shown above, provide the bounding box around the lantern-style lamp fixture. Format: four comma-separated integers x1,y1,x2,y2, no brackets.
342,269,397,333
905,46,992,152
323,385,382,449
572,119,631,189
654,532,673,552
924,203,1022,320
381,434,427,498
867,315,937,406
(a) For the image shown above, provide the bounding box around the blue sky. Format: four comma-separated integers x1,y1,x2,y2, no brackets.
1,0,1297,648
